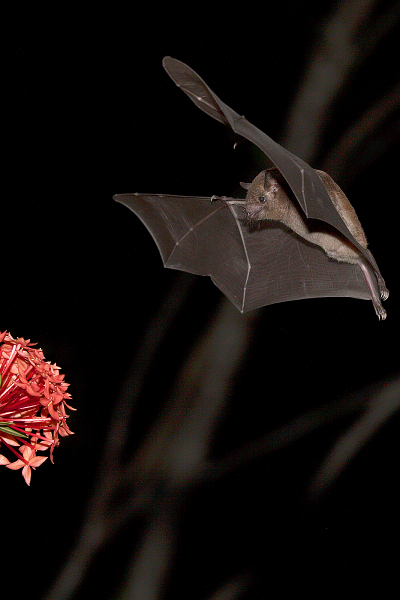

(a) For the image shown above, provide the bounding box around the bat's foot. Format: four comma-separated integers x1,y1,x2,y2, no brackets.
376,272,389,300
373,270,388,316
359,259,388,320
373,300,387,321
380,286,389,301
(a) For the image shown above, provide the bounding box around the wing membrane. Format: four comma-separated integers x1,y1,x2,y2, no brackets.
114,193,370,313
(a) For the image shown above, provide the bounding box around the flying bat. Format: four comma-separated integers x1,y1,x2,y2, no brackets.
114,57,388,319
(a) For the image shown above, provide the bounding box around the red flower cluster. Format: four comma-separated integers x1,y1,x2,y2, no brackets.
0,331,74,485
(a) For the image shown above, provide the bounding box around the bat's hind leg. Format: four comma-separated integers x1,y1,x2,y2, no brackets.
362,248,389,300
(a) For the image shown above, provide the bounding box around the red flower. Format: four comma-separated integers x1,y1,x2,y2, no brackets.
0,331,74,485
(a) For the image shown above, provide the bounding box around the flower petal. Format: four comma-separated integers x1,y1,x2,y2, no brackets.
30,455,48,468
6,459,25,470
22,465,31,486
0,454,10,465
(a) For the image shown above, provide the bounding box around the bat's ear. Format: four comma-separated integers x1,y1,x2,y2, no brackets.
240,181,251,190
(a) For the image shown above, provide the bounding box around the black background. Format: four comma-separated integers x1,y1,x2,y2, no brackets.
3,3,400,599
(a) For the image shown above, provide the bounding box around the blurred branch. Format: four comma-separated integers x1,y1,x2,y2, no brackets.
321,81,400,183
309,374,400,496
207,574,250,600
117,301,254,598
195,390,366,484
120,500,176,600
120,306,254,483
282,0,400,163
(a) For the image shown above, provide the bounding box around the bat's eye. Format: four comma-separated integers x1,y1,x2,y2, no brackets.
258,195,266,203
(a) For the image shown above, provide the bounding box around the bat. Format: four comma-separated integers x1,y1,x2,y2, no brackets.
114,57,388,319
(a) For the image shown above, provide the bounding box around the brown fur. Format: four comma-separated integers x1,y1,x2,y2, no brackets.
245,168,366,265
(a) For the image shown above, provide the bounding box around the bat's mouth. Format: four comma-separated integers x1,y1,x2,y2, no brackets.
244,204,265,220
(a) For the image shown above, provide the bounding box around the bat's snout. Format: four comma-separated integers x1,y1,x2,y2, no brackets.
244,203,265,221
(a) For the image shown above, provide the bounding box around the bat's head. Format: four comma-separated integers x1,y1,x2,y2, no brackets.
244,168,292,223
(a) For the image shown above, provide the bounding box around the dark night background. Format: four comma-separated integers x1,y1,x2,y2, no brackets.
3,2,400,599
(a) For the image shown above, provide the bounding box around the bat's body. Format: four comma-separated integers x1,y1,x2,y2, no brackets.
245,168,368,261
114,57,388,319
245,168,388,318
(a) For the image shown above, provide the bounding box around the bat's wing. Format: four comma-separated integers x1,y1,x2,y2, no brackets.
162,57,369,261
114,193,371,313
